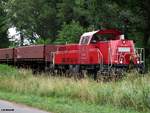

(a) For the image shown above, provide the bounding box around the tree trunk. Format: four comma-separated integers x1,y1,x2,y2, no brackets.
20,32,24,46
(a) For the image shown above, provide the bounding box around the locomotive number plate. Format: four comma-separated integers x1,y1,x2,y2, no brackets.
118,47,130,52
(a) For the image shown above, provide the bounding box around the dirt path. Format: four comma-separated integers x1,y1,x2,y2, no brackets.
0,100,50,113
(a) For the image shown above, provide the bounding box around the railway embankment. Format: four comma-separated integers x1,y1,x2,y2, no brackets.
0,64,149,113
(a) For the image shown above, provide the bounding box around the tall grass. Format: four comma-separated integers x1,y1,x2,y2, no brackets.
0,64,150,112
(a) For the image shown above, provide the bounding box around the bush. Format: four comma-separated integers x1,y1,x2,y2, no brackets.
35,38,52,44
54,21,85,44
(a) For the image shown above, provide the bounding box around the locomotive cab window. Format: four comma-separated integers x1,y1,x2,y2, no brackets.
91,34,101,43
80,36,90,44
100,34,115,40
91,34,115,44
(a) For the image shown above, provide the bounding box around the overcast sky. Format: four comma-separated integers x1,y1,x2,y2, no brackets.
8,27,30,45
8,27,19,40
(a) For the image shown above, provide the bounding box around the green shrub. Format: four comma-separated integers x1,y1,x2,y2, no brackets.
54,21,85,44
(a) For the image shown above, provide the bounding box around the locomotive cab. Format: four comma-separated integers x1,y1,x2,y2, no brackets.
54,29,145,77
79,29,145,71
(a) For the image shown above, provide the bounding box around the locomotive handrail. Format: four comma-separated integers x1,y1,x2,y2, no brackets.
115,47,145,66
108,44,113,70
97,48,103,71
135,48,145,65
52,52,55,65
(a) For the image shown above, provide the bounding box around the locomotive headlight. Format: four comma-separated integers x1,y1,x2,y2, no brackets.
119,57,124,64
120,60,123,64
136,57,140,64
122,40,126,44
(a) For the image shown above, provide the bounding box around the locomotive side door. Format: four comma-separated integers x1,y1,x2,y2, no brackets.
79,45,89,64
79,36,91,64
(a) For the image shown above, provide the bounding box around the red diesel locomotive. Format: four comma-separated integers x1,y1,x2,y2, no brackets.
0,29,145,79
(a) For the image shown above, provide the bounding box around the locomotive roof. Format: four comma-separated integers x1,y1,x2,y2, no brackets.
81,30,99,37
79,29,123,45
81,29,122,38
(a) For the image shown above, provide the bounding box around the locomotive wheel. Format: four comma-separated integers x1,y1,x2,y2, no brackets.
97,71,106,82
96,68,125,82
86,70,97,80
69,65,82,79
114,68,125,80
96,71,111,82
136,64,145,74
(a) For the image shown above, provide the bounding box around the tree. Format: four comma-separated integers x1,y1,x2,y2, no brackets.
7,0,60,45
55,21,85,44
57,0,89,27
85,0,121,29
114,0,150,64
0,0,9,48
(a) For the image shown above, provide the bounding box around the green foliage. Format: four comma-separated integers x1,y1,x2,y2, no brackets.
2,0,150,63
35,38,50,44
55,21,85,44
7,0,59,41
116,0,150,64
0,0,9,48
35,38,52,45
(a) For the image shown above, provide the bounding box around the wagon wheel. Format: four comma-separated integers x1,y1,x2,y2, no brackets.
45,64,55,76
